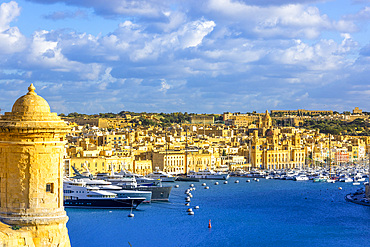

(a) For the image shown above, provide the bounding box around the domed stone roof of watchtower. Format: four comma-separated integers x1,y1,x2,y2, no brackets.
0,83,69,131
12,83,51,113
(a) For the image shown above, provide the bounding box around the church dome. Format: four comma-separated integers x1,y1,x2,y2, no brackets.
11,84,51,114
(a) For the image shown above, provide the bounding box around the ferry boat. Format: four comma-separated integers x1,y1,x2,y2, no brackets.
63,179,145,209
187,169,229,180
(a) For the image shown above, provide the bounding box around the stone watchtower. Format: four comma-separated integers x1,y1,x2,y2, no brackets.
0,84,70,246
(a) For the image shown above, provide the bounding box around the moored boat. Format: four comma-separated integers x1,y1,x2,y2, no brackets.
187,169,229,180
117,178,172,202
313,174,328,183
293,174,309,181
176,175,200,182
112,190,152,203
339,176,353,183
63,179,145,209
146,170,177,182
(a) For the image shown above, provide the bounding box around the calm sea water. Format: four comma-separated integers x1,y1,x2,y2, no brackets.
66,178,370,247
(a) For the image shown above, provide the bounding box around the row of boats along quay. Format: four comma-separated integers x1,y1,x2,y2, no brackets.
63,161,370,212
65,166,370,246
63,167,230,211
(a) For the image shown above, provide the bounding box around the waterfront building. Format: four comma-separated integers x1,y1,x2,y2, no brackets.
221,155,249,171
134,160,153,175
151,149,214,174
152,150,185,174
334,149,350,164
0,84,70,246
249,128,306,170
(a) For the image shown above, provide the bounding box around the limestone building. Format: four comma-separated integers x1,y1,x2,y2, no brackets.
223,112,259,126
0,84,71,246
190,115,214,124
353,107,362,114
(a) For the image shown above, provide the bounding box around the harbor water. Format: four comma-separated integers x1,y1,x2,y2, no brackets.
67,177,370,246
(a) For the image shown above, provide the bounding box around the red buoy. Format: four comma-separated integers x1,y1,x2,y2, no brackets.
208,219,212,228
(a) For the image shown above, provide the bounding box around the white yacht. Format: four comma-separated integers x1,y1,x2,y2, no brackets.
63,179,145,209
146,170,177,182
96,173,172,202
339,176,353,183
115,169,158,185
75,177,152,203
187,169,229,180
293,174,309,181
286,171,299,180
326,178,336,183
353,173,366,182
265,175,273,179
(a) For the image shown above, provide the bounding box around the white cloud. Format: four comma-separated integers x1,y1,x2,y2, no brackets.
0,1,20,31
25,30,104,80
159,79,171,93
0,0,369,114
177,19,216,48
272,35,357,71
28,30,74,70
96,67,118,90
157,11,187,32
126,19,215,61
0,1,26,54
207,0,356,39
203,44,264,63
344,6,370,20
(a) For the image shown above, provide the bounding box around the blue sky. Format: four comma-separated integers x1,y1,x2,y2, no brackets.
0,0,369,115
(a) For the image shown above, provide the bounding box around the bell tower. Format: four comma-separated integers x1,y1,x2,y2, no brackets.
0,84,70,246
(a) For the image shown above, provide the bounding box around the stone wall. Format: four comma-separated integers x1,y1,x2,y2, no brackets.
0,222,35,247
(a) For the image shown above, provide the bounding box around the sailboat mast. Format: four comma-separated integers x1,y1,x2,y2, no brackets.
329,134,332,177
311,143,314,169
185,126,188,175
165,127,167,173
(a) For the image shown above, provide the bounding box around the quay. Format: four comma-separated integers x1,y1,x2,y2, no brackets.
345,190,370,207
